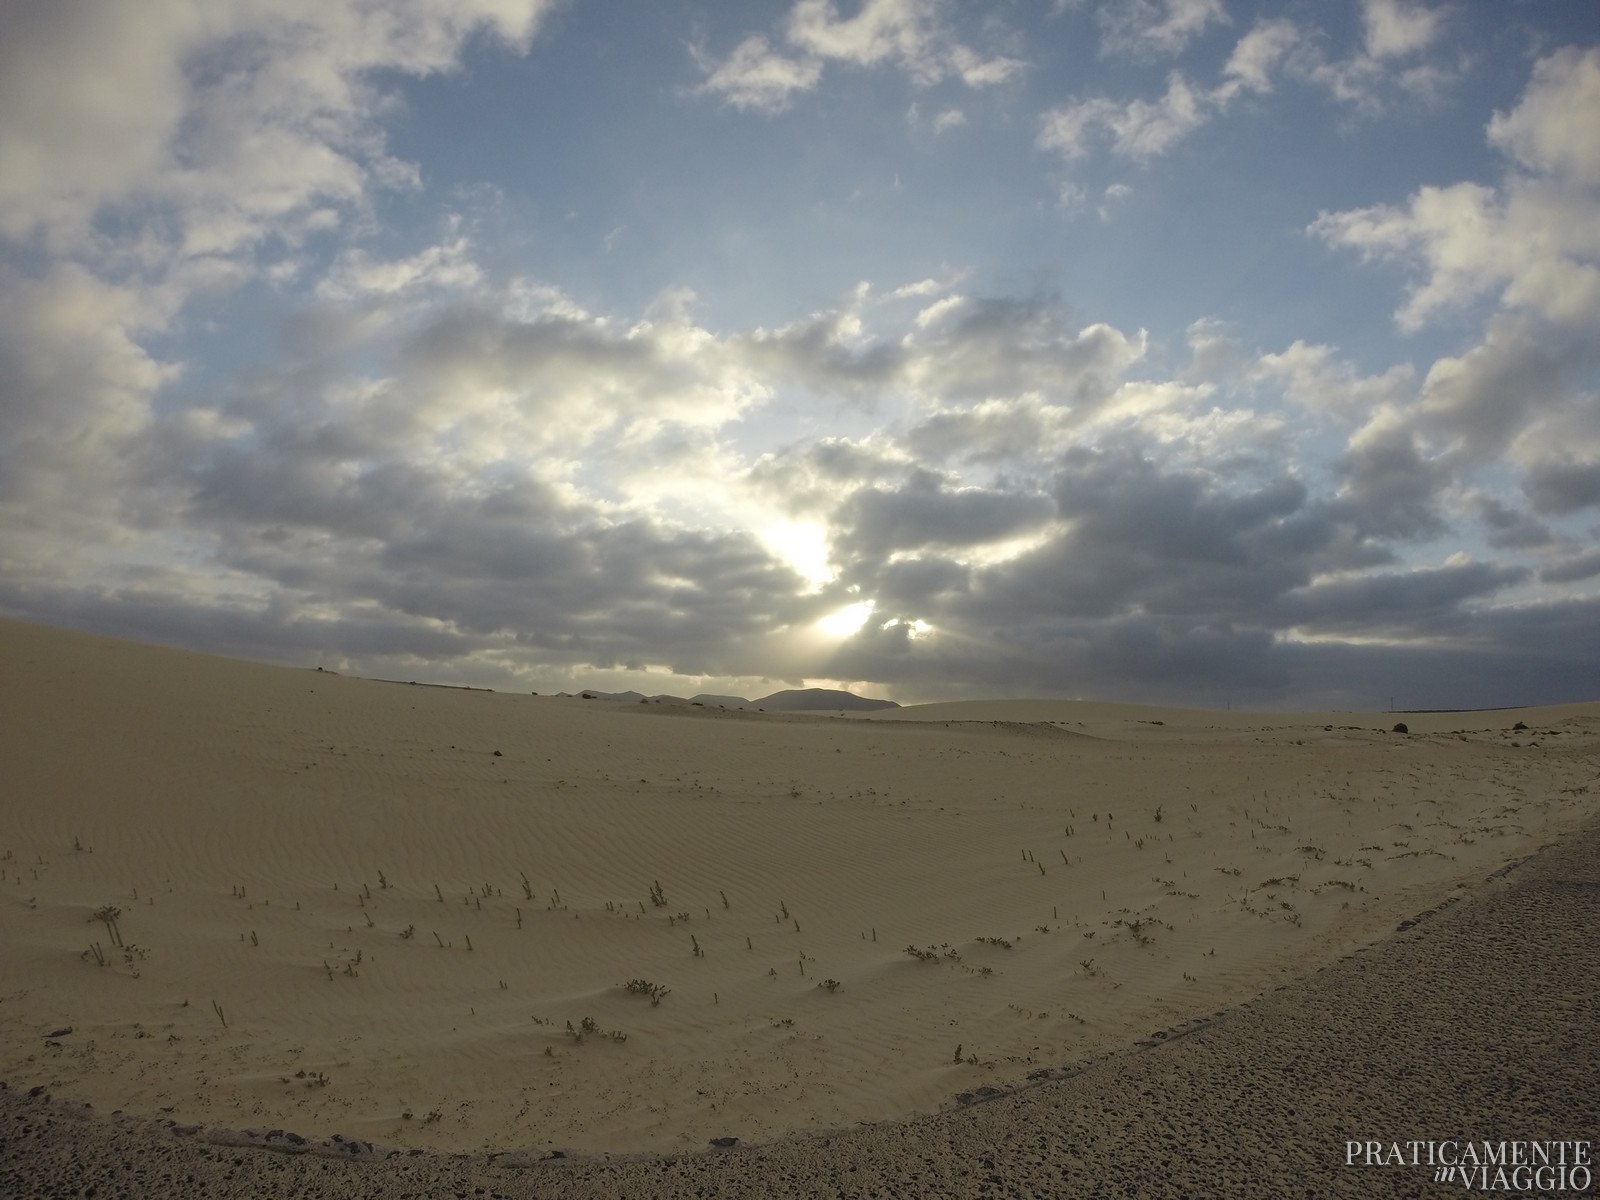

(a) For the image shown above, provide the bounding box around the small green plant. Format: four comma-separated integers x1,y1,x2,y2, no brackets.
975,937,1013,949
819,978,841,992
212,1000,227,1027
649,880,667,907
905,945,939,963
1153,806,1164,823
691,934,704,957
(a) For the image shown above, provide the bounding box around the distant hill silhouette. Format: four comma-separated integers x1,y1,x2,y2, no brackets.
752,687,899,712
563,686,899,711
688,693,755,709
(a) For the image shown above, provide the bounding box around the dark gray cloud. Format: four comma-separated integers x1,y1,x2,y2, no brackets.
1524,456,1600,515
910,297,1144,409
1539,550,1600,585
925,447,1322,625
833,468,1054,560
736,309,905,400
1332,422,1450,539
1269,560,1529,638
904,397,1060,465
1415,317,1593,462
1470,493,1556,550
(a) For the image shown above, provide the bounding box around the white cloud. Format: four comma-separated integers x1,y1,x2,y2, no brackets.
1487,45,1600,187
1039,71,1210,162
1095,0,1229,61
1304,49,1600,558
887,276,950,300
1361,0,1443,60
1219,18,1300,96
1313,47,1600,331
0,1,555,255
691,35,823,113
317,233,483,302
696,0,1022,112
1299,0,1456,112
1039,17,1294,167
0,0,561,606
1251,340,1416,421
914,294,966,328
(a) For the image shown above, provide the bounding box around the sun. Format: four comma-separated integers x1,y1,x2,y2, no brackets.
816,600,875,637
760,521,834,589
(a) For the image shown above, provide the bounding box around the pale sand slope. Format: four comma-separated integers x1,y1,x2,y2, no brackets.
5,818,1597,1199
2,616,1597,1162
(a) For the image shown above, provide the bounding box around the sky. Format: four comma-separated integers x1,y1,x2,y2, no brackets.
1,0,1598,710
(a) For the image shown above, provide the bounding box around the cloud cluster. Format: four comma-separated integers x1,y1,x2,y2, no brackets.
1094,0,1229,62
693,0,1023,112
1313,45,1600,567
1314,46,1600,331
0,2,1595,710
3,236,1594,704
1039,0,1456,173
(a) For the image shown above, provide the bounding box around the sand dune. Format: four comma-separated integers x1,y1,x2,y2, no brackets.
2,616,1597,1161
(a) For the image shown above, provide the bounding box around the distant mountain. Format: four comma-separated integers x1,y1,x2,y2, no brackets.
570,689,648,702
565,686,898,711
752,687,900,712
688,693,756,709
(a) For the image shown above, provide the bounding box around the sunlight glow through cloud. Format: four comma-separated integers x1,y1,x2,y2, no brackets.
817,600,876,638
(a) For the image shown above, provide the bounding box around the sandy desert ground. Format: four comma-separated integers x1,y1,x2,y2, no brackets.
2,617,1598,1182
